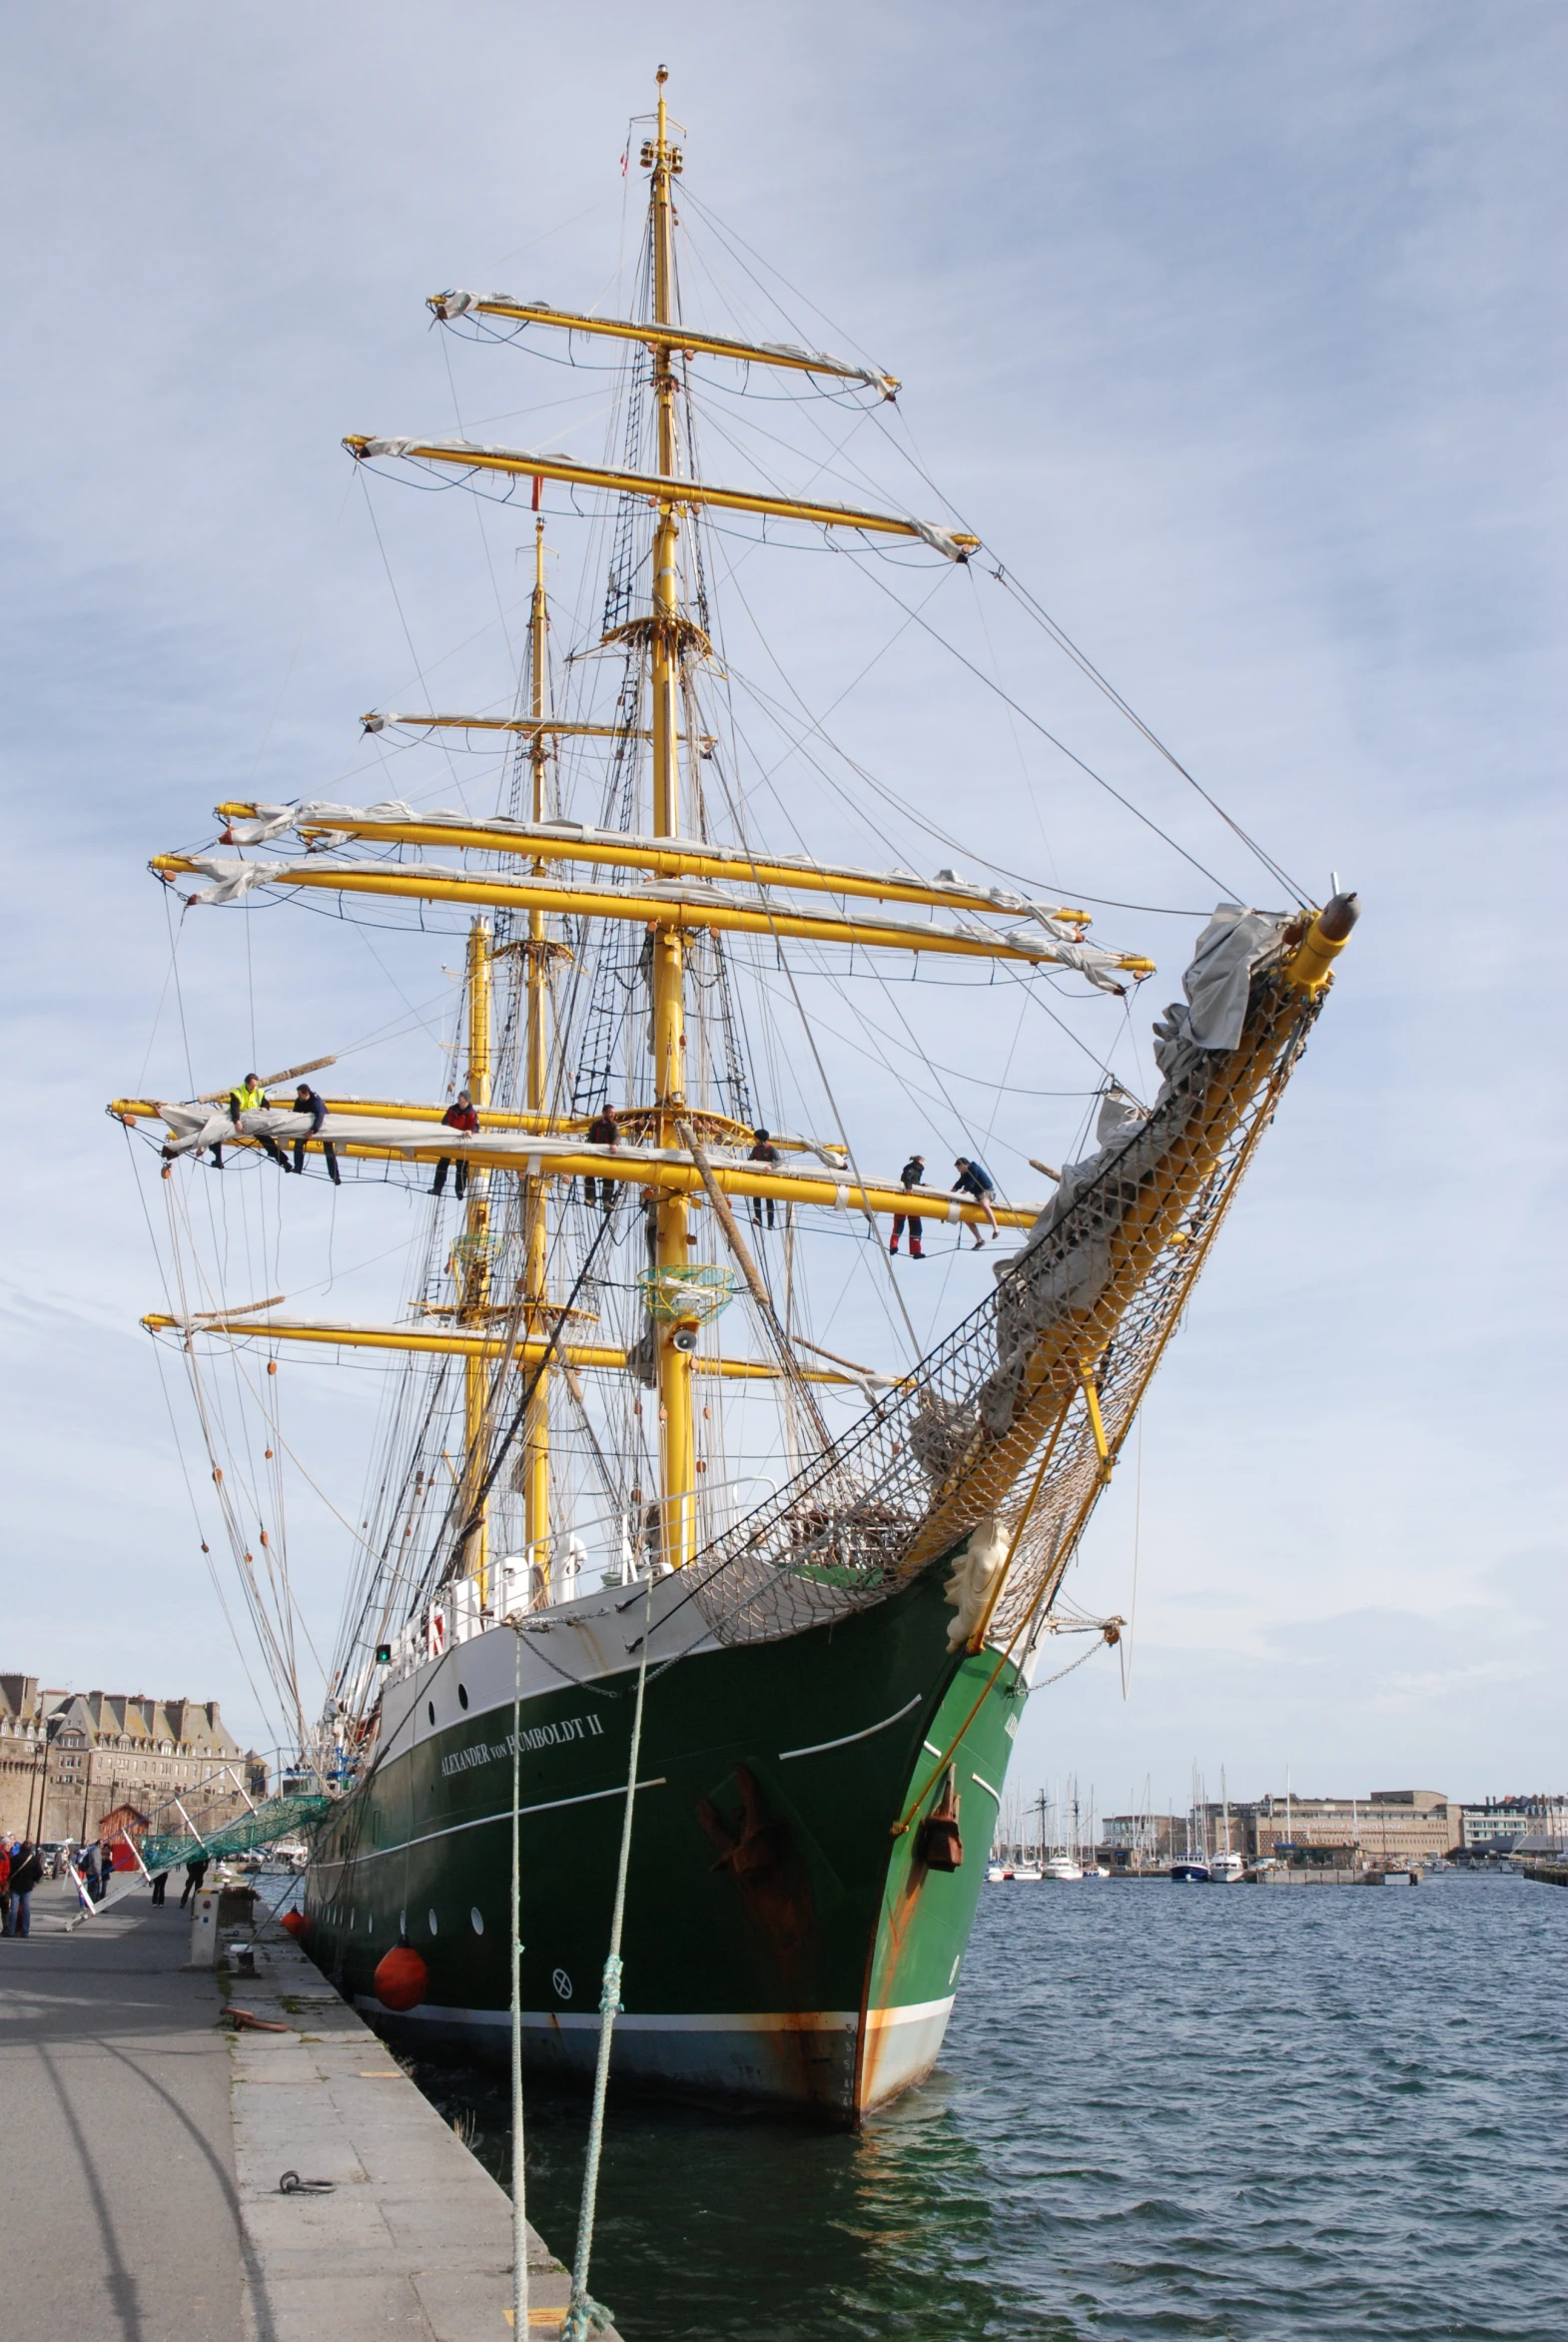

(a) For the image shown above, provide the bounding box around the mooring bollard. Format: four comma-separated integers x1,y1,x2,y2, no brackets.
190,1887,220,1967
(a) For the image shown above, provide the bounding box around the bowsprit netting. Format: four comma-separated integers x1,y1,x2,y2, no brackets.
685,932,1324,1649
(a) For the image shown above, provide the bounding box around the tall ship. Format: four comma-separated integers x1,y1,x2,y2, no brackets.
115,71,1355,2122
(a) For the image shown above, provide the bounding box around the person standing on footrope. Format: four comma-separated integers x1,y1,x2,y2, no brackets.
583,1106,620,1209
953,1156,1001,1248
431,1092,480,1198
291,1083,340,1183
890,1155,926,1258
747,1129,779,1228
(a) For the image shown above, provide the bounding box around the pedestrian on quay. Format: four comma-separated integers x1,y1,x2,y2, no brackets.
82,1839,102,1902
179,1854,210,1910
431,1092,480,1198
953,1155,1001,1247
890,1154,926,1258
6,1842,42,1937
0,1834,11,1937
150,1867,168,1907
291,1084,341,1183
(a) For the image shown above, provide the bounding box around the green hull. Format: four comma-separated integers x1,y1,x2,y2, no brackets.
306,1565,1022,2122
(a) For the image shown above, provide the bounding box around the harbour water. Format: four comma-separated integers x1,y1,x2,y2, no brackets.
411,1873,1563,2339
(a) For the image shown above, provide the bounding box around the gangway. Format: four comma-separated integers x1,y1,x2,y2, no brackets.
67,1761,334,1923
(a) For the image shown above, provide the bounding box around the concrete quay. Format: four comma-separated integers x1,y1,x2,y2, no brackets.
0,1879,617,2340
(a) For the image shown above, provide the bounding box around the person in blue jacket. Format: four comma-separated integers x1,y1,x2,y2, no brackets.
953,1156,1000,1248
291,1084,341,1184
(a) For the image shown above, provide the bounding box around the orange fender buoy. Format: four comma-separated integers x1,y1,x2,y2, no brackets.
279,1909,310,1942
374,1946,427,2012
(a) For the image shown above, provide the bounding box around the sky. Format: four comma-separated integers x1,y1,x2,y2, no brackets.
2,3,1562,1809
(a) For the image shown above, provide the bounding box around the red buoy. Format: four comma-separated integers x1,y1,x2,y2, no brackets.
374,1946,427,2012
279,1909,310,1942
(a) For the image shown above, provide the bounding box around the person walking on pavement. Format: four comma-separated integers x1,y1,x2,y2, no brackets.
82,1839,102,1902
228,1074,293,1173
890,1155,927,1258
0,1836,11,1937
178,1854,210,1911
582,1106,620,1208
747,1129,779,1228
431,1092,480,1198
6,1843,42,1936
291,1084,341,1183
953,1156,1001,1247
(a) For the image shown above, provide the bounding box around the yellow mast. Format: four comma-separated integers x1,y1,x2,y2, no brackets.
521,521,551,1586
648,66,697,1570
459,916,492,1592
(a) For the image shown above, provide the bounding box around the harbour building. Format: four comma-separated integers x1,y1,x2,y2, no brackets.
1213,1790,1461,1866
1457,1796,1567,1852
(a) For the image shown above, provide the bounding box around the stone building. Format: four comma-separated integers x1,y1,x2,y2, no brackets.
1209,1789,1461,1866
0,1674,264,1844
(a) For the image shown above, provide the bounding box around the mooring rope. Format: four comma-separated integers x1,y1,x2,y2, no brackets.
508,1618,528,2339
561,1567,655,2341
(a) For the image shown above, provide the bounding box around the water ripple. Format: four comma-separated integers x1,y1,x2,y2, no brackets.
414,1873,1565,2339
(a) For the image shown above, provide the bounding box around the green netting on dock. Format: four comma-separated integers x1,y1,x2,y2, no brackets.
138,1790,332,1875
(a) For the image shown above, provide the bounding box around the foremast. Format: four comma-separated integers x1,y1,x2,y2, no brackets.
646,65,699,1570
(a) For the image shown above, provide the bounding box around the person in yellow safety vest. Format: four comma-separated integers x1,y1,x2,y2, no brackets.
224,1073,292,1172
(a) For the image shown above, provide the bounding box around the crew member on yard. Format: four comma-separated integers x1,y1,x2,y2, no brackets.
891,1154,926,1259
747,1128,779,1228
583,1105,620,1209
431,1091,480,1198
291,1084,340,1184
228,1074,292,1173
954,1155,1000,1247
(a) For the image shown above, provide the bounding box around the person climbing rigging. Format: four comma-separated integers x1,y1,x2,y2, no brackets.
227,1074,292,1173
747,1128,779,1228
890,1154,926,1258
953,1156,1001,1247
431,1092,480,1198
291,1084,340,1184
583,1106,620,1208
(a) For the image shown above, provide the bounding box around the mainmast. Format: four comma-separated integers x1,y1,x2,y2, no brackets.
521,520,551,1582
646,65,697,1570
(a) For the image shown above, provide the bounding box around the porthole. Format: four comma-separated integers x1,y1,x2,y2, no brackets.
427,1700,435,1727
398,1908,406,1938
470,1907,484,1936
427,1909,438,1938
457,1683,469,1711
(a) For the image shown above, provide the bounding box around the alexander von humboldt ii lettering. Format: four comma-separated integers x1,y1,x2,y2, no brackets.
117,69,1356,2121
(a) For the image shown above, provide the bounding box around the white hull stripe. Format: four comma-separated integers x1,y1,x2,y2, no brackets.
970,1772,1002,1803
777,1693,922,1763
312,1776,666,1874
358,1994,955,2035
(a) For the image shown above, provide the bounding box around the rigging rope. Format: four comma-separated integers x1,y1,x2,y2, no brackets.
561,1568,654,2342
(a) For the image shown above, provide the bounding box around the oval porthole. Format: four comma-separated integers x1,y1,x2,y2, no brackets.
427,1700,435,1727
427,1909,438,1938
470,1907,484,1936
457,1683,469,1711
398,1909,406,1938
